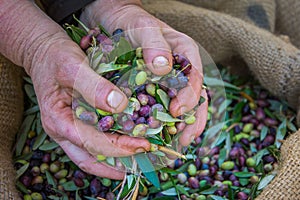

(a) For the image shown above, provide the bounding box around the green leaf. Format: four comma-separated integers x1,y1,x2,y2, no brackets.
145,126,163,135
24,84,38,104
204,77,240,91
16,162,29,179
239,177,249,186
32,131,48,150
152,197,177,200
234,172,255,178
217,148,227,166
123,101,135,115
154,111,182,122
257,174,275,190
64,24,87,44
287,119,297,132
260,126,268,141
39,141,59,151
209,195,228,200
160,168,180,175
96,62,129,74
253,149,269,166
59,155,71,163
16,181,30,194
62,179,89,191
210,131,227,148
106,157,115,166
75,189,82,200
200,186,218,194
45,170,57,188
83,197,98,200
275,119,287,148
201,121,229,147
147,137,164,145
119,156,133,169
161,187,177,196
134,153,160,188
109,37,133,62
24,105,40,116
15,114,35,156
156,89,170,110
127,174,136,189
176,185,190,196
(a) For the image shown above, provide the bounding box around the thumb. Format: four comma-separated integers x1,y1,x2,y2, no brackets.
128,27,173,75
61,57,128,113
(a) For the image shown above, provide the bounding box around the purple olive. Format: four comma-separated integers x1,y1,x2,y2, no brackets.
122,119,135,133
137,93,149,105
80,35,91,49
151,103,164,113
139,105,151,117
188,177,199,189
98,116,114,132
147,95,156,106
136,117,146,124
147,116,161,129
237,191,248,200
167,88,177,98
256,107,266,120
90,178,101,196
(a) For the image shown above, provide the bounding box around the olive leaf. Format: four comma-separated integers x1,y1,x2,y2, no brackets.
156,89,170,110
45,170,57,188
145,126,163,135
39,141,59,151
64,24,87,45
257,174,275,190
32,131,48,150
16,162,29,179
204,77,241,91
275,119,287,148
154,111,182,122
134,153,160,188
15,114,35,156
108,37,133,63
260,126,268,141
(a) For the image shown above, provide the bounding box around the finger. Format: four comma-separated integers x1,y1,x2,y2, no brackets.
59,140,125,179
179,90,208,146
128,27,172,75
57,49,128,113
162,29,203,117
169,66,203,117
53,109,151,157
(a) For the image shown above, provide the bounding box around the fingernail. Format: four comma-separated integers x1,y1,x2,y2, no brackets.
189,135,196,144
153,56,169,68
107,90,125,109
135,148,146,153
179,106,187,114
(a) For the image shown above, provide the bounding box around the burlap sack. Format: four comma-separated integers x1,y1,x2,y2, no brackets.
255,129,300,199
142,0,300,199
0,54,24,199
142,0,300,124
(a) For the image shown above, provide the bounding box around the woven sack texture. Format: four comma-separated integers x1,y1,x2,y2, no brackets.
0,54,24,200
142,0,300,125
142,0,300,199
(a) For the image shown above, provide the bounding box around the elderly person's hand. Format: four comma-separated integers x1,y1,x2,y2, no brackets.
81,0,208,147
0,0,151,179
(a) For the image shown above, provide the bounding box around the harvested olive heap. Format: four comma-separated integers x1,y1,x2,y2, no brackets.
13,23,297,200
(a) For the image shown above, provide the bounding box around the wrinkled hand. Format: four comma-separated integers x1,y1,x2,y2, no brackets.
81,0,208,147
0,0,150,180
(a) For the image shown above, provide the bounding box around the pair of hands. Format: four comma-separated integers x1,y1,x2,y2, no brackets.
0,0,207,179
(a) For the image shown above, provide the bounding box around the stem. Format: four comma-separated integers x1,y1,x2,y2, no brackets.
157,145,187,160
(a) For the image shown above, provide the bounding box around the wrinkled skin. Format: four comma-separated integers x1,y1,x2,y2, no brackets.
0,0,207,179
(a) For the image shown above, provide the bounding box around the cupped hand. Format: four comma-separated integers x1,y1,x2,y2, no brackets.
81,0,208,147
30,37,151,179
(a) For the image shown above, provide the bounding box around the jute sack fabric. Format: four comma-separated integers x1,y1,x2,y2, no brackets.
142,0,300,125
142,0,300,199
0,54,24,199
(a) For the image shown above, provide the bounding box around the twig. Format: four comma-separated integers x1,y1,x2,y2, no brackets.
116,173,127,200
158,145,187,160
